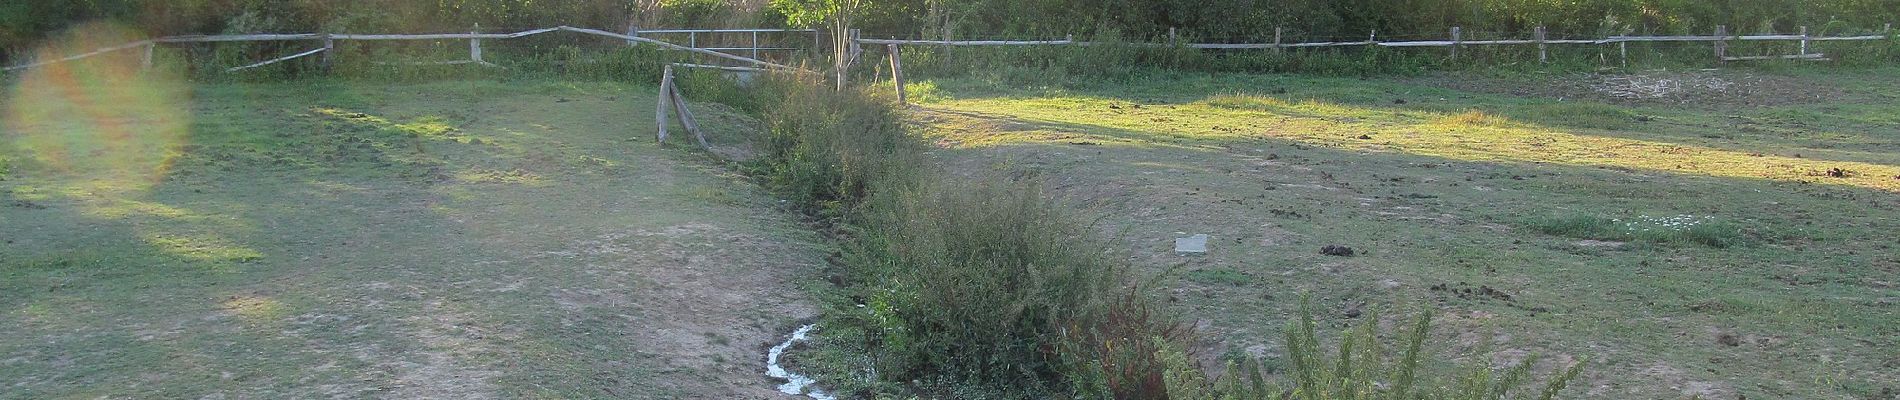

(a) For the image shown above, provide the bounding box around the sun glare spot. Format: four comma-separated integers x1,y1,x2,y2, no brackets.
3,22,190,194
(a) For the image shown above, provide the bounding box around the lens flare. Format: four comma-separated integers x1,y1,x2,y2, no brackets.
4,21,189,193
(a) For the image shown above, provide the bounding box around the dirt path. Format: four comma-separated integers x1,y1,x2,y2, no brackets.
1,81,824,398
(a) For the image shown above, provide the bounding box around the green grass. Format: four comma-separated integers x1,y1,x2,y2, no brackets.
908,67,1900,398
0,79,829,398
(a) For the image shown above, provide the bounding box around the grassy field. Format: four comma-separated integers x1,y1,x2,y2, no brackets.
908,68,1900,399
0,79,828,398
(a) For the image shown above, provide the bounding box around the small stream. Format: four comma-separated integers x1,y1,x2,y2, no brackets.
766,324,834,400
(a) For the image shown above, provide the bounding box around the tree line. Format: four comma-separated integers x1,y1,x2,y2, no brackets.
5,0,1896,63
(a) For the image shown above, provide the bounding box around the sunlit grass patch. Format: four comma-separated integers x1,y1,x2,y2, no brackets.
453,168,544,185
220,295,288,324
1435,109,1509,127
1202,93,1291,110
394,116,458,137
931,88,1900,192
141,232,265,263
1524,213,1746,248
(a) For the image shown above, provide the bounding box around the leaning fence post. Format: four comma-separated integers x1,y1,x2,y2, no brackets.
1714,25,1728,63
469,24,483,63
1798,26,1809,56
669,80,709,149
887,44,907,105
1535,26,1548,63
1450,26,1461,59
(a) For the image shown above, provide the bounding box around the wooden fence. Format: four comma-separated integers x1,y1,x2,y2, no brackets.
11,23,1894,74
862,23,1899,64
1,25,804,73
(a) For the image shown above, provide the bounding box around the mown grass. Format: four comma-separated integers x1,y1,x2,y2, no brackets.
904,68,1900,398
1,79,830,398
1524,214,1747,248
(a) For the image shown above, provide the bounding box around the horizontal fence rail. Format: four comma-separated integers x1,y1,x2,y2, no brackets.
859,24,1894,66
861,32,1896,48
2,25,807,73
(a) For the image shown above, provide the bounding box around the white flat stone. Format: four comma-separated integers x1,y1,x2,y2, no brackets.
1175,234,1209,254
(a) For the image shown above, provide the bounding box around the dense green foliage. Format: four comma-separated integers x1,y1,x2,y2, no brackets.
786,0,1900,40
739,73,1172,396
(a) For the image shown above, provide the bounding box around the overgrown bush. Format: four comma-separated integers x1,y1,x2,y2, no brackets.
747,73,920,211
743,70,1177,395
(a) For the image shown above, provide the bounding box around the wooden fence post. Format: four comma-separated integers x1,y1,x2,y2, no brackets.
887,44,906,105
140,42,155,71
319,33,334,71
1799,26,1809,56
626,25,639,47
669,81,709,149
656,65,673,143
1535,26,1548,63
1169,27,1178,46
1450,26,1461,59
1619,41,1628,68
469,24,483,63
1714,25,1728,63
751,31,761,60
1273,27,1283,54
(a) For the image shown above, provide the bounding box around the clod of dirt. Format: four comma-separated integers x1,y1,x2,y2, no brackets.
1356,134,1373,140
1320,245,1355,257
1343,303,1363,318
1716,333,1741,347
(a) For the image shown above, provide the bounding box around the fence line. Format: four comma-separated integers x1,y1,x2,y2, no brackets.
862,25,1894,66
9,23,1895,74
2,25,803,73
863,31,1895,48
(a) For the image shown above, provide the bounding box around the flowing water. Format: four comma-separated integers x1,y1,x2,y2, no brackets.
765,324,833,400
